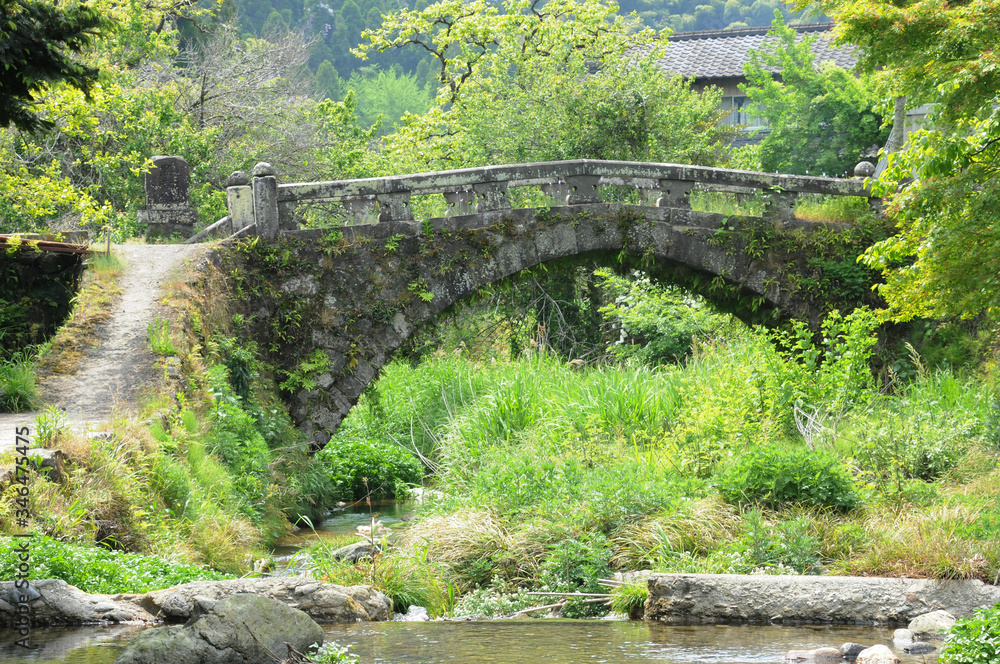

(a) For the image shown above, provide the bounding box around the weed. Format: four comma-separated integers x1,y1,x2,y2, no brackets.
148,318,178,356
716,445,860,512
0,535,228,593
35,404,67,447
306,642,359,664
384,234,404,252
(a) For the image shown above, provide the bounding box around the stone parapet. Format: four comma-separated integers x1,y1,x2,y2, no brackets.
644,573,1000,625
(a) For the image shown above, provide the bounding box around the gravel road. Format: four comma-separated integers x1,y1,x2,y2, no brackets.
0,243,205,450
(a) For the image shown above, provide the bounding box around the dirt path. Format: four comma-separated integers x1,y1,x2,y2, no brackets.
0,244,205,450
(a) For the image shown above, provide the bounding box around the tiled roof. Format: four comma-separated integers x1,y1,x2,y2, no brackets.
659,23,857,79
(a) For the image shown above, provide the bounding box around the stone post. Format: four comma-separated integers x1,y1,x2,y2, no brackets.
472,182,510,212
763,190,798,222
541,181,572,206
251,162,279,239
564,175,602,205
655,180,693,209
376,192,413,222
443,190,475,216
854,161,882,214
138,156,198,241
226,171,254,232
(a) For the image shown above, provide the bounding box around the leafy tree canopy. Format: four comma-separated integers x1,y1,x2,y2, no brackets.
803,0,1000,321
740,14,889,177
356,0,731,175
0,0,105,131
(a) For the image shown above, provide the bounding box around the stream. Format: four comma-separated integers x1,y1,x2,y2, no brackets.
2,621,939,663
0,503,943,662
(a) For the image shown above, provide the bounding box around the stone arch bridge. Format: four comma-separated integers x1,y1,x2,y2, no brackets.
208,159,881,445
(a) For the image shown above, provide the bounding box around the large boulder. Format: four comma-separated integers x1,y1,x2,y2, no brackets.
907,609,956,638
856,645,900,664
139,577,392,623
114,594,323,664
785,647,843,662
0,580,154,626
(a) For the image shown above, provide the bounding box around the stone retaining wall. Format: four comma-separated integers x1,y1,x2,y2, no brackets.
644,573,1000,625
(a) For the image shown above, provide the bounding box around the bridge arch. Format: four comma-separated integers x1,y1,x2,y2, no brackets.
213,160,884,446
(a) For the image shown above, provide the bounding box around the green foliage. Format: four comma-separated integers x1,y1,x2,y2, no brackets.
452,578,537,617
0,351,40,413
280,349,331,393
307,642,360,664
0,0,106,131
609,582,648,619
346,68,433,136
0,536,228,594
770,308,880,415
940,603,1000,664
806,0,1000,322
204,367,273,517
363,0,732,174
308,542,451,615
741,14,890,177
147,318,178,356
597,269,728,365
35,404,67,447
316,430,423,501
538,531,613,617
717,445,860,511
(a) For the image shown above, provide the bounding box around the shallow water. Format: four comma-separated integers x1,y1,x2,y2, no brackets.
2,620,941,663
271,499,415,560
323,620,939,664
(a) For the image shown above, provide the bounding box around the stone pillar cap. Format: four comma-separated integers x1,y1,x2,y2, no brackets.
227,171,250,187
252,162,275,177
854,161,876,178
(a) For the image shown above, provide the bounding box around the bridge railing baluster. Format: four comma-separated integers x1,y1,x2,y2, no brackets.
472,182,510,212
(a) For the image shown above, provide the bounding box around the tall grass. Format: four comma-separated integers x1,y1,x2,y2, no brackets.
0,350,40,412
329,317,1000,600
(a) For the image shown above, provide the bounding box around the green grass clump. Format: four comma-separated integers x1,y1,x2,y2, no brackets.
610,583,649,619
0,351,39,413
0,536,230,594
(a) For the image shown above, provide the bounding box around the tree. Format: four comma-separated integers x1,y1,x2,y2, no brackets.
803,0,1000,321
355,0,657,103
740,14,889,177
358,0,731,174
345,68,432,136
0,0,105,131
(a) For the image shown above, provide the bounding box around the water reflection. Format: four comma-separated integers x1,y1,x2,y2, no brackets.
1,625,141,663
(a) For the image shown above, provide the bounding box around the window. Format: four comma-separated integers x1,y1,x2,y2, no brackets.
720,96,766,130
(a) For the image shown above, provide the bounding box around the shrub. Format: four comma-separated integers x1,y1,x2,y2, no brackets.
0,536,228,594
716,445,860,511
610,582,648,619
317,431,422,501
452,578,536,617
538,531,613,617
940,603,1000,664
